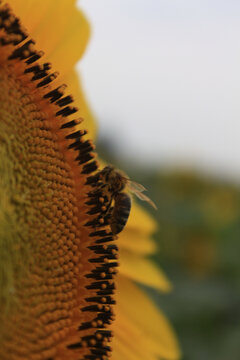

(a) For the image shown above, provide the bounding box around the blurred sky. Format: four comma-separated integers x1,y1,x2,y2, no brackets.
78,0,240,180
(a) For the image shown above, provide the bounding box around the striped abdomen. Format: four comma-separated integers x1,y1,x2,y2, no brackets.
110,192,131,235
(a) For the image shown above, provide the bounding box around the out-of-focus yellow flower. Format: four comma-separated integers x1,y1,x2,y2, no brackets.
0,1,180,359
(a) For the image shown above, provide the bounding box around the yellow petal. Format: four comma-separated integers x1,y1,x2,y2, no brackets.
9,0,90,77
112,313,158,360
112,276,181,360
8,0,96,141
119,230,157,255
119,201,158,254
119,249,172,291
61,70,97,140
127,201,158,234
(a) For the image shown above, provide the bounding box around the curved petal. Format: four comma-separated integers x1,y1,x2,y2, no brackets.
8,0,96,140
127,200,158,234
119,230,157,255
9,0,90,77
61,70,97,139
112,276,181,360
119,249,172,291
112,313,158,360
119,201,158,254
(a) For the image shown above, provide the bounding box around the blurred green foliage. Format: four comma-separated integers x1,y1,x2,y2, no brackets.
97,140,240,360
141,170,240,360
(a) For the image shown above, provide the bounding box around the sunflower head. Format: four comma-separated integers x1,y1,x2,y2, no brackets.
0,2,181,360
0,3,118,359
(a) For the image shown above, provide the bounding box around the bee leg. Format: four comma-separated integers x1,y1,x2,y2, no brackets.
102,206,114,229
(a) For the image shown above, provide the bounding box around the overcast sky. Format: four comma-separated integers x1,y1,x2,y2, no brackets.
78,0,240,180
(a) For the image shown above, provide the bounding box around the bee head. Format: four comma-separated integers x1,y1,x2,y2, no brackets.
100,165,127,193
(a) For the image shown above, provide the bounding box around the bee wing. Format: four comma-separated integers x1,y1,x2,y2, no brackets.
133,190,157,210
127,180,147,193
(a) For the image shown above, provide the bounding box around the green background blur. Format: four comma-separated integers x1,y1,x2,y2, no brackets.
98,141,240,360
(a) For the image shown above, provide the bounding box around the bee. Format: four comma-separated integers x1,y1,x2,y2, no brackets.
96,165,157,235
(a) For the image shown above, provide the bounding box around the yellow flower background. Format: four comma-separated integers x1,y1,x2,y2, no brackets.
0,1,180,360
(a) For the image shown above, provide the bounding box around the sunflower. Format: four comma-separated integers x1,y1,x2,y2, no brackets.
0,1,180,359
